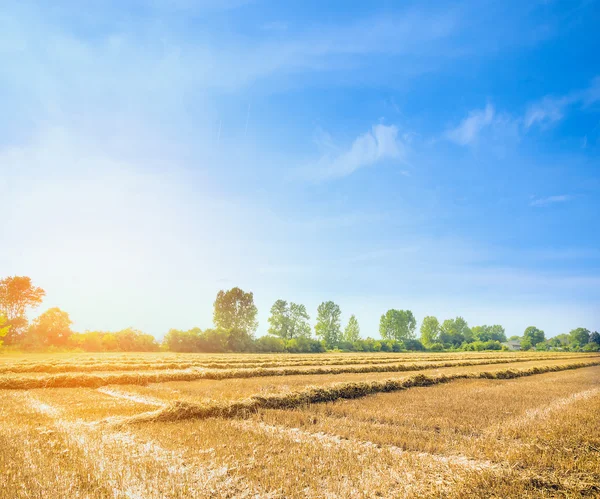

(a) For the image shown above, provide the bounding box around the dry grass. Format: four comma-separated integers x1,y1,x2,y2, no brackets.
1,351,599,498
0,353,591,389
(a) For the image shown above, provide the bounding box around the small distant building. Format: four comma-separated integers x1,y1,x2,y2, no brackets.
502,340,521,351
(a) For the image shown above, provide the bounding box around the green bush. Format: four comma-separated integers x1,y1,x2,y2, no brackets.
403,339,425,351
428,342,444,352
255,336,286,352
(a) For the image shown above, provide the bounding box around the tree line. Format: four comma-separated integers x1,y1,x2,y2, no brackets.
1,276,598,353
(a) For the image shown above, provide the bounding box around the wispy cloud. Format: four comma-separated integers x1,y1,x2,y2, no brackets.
525,76,600,128
444,104,495,145
530,195,571,207
304,124,405,180
524,96,573,129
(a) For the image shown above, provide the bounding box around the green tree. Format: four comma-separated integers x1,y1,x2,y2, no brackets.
379,309,416,342
268,299,290,339
472,324,506,342
520,337,533,351
343,314,361,343
569,327,591,348
420,316,440,347
0,276,45,344
440,317,471,347
213,287,258,336
27,307,72,347
289,303,311,339
523,326,545,346
315,301,342,348
590,331,600,345
268,300,311,339
488,325,507,342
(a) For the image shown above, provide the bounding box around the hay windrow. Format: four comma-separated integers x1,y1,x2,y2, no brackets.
111,361,600,425
2,355,596,389
1,353,592,374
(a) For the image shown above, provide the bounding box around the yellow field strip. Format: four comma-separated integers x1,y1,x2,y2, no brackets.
3,355,597,390
18,394,262,498
108,360,600,425
1,353,589,372
231,419,501,471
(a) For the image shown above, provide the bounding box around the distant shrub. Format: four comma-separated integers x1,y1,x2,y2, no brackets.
403,339,425,351
337,340,354,351
428,342,444,352
285,337,325,353
483,340,502,350
255,336,286,353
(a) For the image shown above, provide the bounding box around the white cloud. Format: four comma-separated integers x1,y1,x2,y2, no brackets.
306,124,405,180
530,195,571,207
445,104,495,145
525,76,600,129
524,96,571,128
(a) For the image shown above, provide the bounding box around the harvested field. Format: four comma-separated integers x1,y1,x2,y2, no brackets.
1,351,599,498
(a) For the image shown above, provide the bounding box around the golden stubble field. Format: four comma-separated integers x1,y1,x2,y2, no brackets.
1,351,599,498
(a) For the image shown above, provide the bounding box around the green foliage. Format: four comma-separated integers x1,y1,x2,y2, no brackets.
68,329,159,352
26,307,73,348
255,335,286,352
428,342,444,352
548,334,570,349
0,313,10,347
343,314,361,343
590,331,600,345
379,309,416,342
268,299,289,338
225,329,255,352
0,276,45,345
268,300,312,340
289,303,311,338
404,339,425,351
285,337,326,353
420,316,440,346
461,340,502,351
213,287,258,336
314,301,342,348
349,338,404,352
440,317,471,347
520,338,533,351
569,327,591,348
471,324,506,342
523,326,545,346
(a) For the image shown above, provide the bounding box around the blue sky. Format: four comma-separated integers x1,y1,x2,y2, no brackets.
2,0,599,338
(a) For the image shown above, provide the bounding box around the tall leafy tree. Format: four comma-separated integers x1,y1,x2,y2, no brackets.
268,300,311,339
315,301,341,348
268,299,290,339
569,327,590,347
472,324,506,342
289,303,311,339
590,331,600,346
343,314,361,343
27,307,72,347
523,326,545,346
488,325,506,342
440,317,471,346
0,276,45,344
420,316,440,346
379,309,416,342
213,287,258,336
